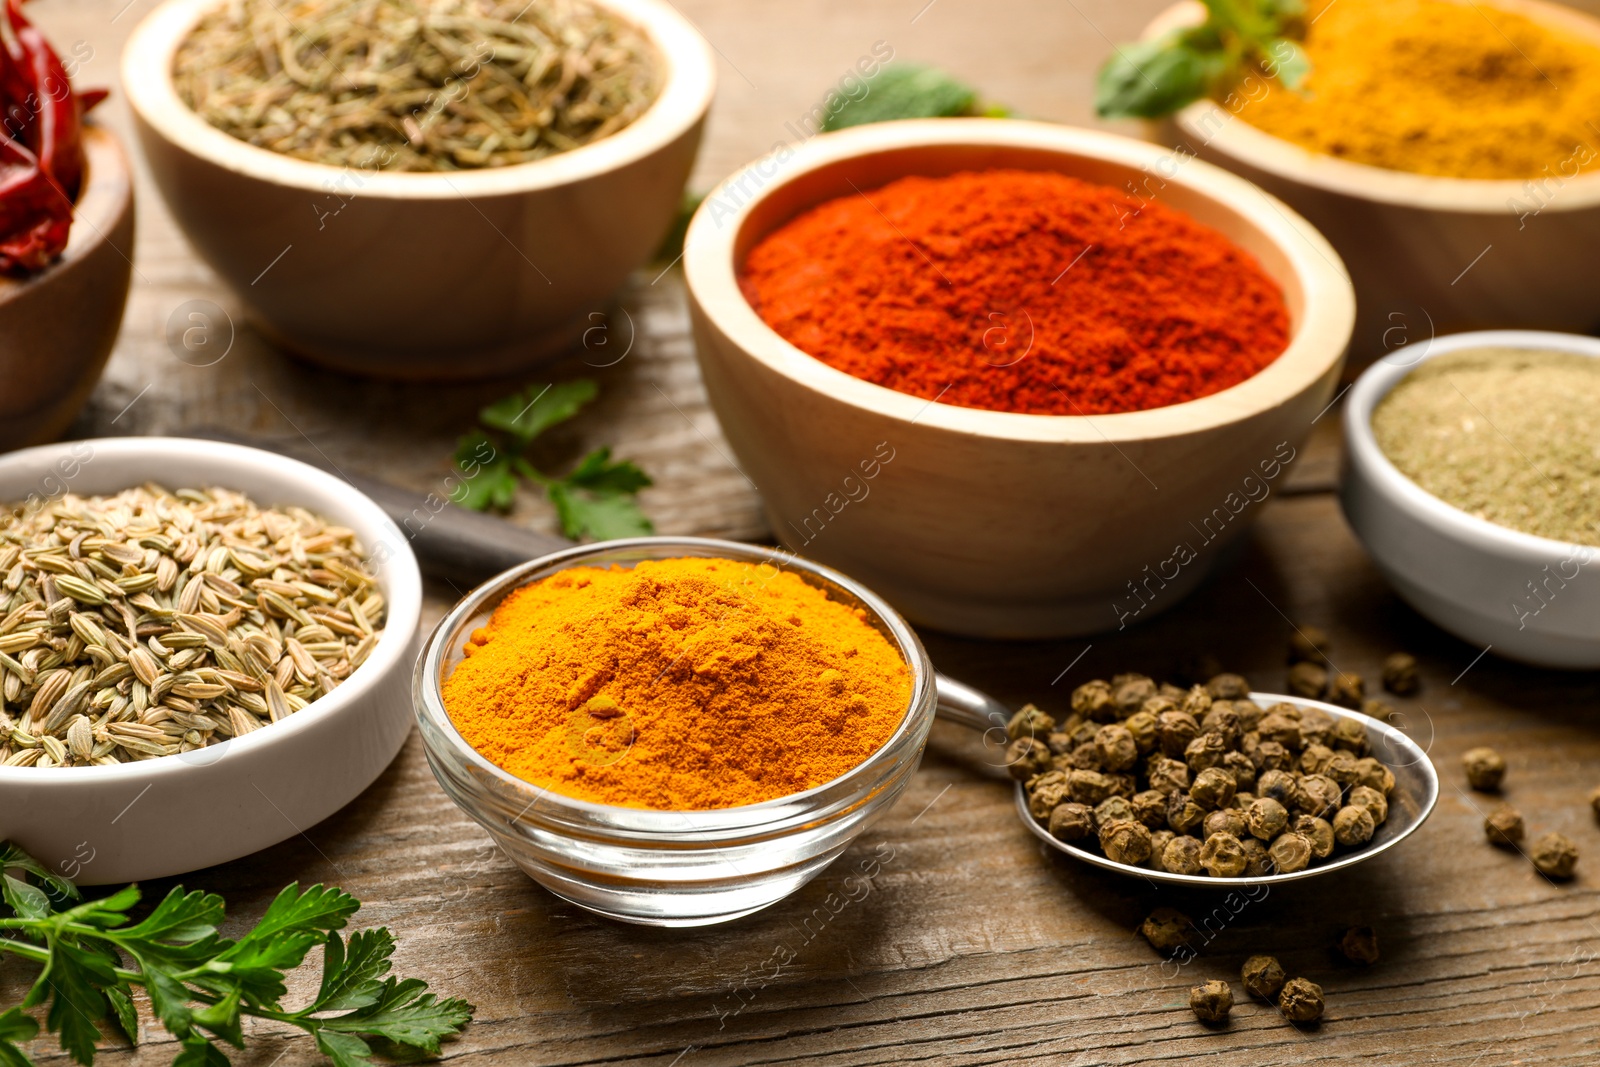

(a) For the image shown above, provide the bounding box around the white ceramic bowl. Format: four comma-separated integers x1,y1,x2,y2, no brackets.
122,0,713,380
0,438,422,884
1148,0,1600,356
0,127,135,450
1342,330,1600,668
684,118,1354,638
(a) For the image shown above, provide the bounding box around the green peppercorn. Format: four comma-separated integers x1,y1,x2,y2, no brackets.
1068,768,1116,804
1006,737,1050,781
1071,679,1114,721
1258,709,1302,749
1348,785,1389,825
1191,766,1237,810
1006,704,1056,742
1026,771,1070,820
1204,808,1249,840
1148,830,1176,870
1157,710,1201,759
1463,747,1506,791
1352,757,1395,794
1278,977,1325,1023
1095,723,1139,772
1339,925,1379,965
1206,672,1251,700
1327,671,1364,709
1484,806,1524,848
1162,835,1204,875
1200,832,1248,877
1287,625,1330,666
1184,731,1229,772
1291,814,1335,859
1531,832,1578,879
1247,797,1289,840
1286,661,1328,700
1100,819,1153,865
1048,802,1094,842
1189,979,1233,1023
1132,789,1168,829
1331,715,1369,755
1123,710,1159,754
1333,804,1376,847
1382,652,1420,695
1240,836,1270,876
1268,831,1314,874
1241,954,1286,1000
1112,674,1158,718
1146,756,1190,796
1166,791,1207,835
1139,906,1192,952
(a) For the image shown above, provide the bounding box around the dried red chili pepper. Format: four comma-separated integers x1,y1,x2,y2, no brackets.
0,0,104,275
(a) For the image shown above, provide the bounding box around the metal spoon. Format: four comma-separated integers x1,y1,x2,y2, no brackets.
935,677,1440,888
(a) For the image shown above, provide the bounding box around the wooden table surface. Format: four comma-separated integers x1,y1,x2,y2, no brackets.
13,0,1600,1062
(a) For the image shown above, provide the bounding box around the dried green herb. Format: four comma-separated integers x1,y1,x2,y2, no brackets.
0,842,471,1066
453,379,653,540
175,0,658,172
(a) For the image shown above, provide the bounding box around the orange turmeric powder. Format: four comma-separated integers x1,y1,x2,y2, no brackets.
441,557,911,810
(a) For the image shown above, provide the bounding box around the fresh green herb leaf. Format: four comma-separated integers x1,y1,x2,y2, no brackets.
1095,0,1309,119
311,929,394,1014
0,842,473,1067
0,844,79,903
0,1006,38,1067
480,380,598,449
102,986,137,1046
452,381,654,538
822,63,981,131
1,876,47,922
548,485,655,541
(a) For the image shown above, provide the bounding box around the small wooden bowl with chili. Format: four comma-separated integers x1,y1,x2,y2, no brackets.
683,118,1355,639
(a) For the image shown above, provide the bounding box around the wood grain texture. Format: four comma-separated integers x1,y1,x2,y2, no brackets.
9,0,1600,1062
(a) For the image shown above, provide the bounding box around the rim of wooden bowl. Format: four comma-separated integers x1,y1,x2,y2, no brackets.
1152,0,1600,213
683,117,1355,444
120,0,715,199
0,125,132,305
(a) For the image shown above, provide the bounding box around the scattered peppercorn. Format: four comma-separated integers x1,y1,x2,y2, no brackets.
1484,806,1524,848
1278,977,1325,1023
1287,626,1331,666
1381,652,1420,695
1287,661,1328,699
1338,925,1379,965
1189,979,1233,1023
1022,676,1399,878
1462,747,1506,791
1589,786,1600,820
1531,832,1579,879
1006,704,1055,742
1326,671,1364,709
1241,954,1287,1000
1140,907,1192,952
1362,697,1396,723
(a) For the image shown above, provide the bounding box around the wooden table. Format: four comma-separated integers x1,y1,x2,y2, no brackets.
14,0,1600,1062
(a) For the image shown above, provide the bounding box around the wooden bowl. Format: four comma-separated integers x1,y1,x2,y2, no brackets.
683,119,1354,638
122,0,713,380
1147,0,1600,358
0,126,135,450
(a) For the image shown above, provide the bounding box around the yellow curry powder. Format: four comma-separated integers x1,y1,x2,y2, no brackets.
441,557,911,810
1238,0,1600,178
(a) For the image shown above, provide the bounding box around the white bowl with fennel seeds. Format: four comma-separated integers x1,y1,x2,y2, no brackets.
121,0,714,380
0,438,421,884
1343,330,1600,668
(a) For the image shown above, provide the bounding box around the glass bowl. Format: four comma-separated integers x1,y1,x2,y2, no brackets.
413,537,937,927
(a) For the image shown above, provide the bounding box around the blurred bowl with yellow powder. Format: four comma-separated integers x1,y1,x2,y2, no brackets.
413,537,938,926
1143,0,1600,353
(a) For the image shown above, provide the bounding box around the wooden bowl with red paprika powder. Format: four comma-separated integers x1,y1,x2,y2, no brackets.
683,118,1355,639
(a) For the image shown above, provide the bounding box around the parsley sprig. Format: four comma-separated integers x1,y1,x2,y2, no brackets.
453,379,654,540
1095,0,1309,119
0,843,473,1067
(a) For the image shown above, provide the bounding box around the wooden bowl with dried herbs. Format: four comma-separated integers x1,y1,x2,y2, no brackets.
121,0,714,379
0,437,422,885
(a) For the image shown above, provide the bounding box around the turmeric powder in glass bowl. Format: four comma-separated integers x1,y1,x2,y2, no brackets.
414,537,937,927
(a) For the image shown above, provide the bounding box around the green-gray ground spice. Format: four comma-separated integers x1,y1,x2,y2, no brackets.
1373,348,1600,546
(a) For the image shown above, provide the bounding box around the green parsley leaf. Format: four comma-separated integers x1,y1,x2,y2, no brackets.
1,876,48,922
102,987,137,1046
0,1006,38,1067
317,978,474,1055
0,844,78,903
45,943,110,1065
564,448,654,496
1095,33,1227,119
311,930,394,1014
822,63,980,132
313,1028,375,1067
453,434,519,512
121,889,222,945
190,987,244,1049
172,1035,231,1067
547,484,655,541
480,380,598,450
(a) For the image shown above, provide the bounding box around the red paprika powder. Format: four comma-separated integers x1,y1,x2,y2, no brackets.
738,169,1290,415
